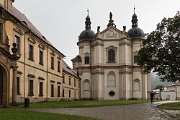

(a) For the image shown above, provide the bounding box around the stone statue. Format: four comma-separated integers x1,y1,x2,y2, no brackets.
97,26,100,32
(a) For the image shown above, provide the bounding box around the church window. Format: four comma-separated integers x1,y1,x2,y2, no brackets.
107,71,116,87
84,56,90,64
29,44,34,61
109,91,115,96
83,79,90,91
108,49,115,62
134,56,138,63
14,35,20,54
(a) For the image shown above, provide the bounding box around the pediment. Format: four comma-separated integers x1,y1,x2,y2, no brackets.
94,26,130,40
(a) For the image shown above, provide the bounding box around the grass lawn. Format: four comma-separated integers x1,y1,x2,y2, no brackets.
0,108,97,120
18,100,156,108
157,102,180,110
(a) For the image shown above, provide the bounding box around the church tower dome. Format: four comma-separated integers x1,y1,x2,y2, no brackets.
79,10,95,41
128,8,145,40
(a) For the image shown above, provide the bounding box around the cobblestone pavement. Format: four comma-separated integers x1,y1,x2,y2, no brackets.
25,101,180,120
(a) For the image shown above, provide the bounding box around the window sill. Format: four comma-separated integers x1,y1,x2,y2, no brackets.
28,58,34,62
28,94,34,96
39,95,44,97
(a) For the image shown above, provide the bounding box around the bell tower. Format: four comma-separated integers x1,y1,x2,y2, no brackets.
0,0,15,13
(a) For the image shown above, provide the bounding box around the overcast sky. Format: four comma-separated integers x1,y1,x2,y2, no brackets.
14,0,180,67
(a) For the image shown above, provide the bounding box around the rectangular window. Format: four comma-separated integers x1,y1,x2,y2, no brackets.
17,77,20,95
69,90,71,98
58,86,60,97
28,80,34,96
134,56,138,63
39,50,43,65
69,76,71,85
51,84,54,97
57,61,60,72
39,82,43,96
51,57,54,69
84,56,90,64
0,23,3,42
63,89,65,97
29,45,34,61
74,78,76,87
14,36,20,53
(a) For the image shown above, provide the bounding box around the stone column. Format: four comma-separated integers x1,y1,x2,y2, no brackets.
12,65,18,106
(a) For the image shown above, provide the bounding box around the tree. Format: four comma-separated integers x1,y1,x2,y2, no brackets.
138,12,180,82
155,85,164,89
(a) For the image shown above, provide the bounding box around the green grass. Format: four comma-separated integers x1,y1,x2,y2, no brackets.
18,100,155,108
157,102,180,110
0,109,97,120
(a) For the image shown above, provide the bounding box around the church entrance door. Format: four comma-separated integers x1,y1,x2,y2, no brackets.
0,68,3,107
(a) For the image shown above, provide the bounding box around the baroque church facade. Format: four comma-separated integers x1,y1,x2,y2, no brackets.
0,0,80,107
72,10,151,100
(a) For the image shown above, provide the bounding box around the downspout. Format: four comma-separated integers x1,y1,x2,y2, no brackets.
90,40,92,99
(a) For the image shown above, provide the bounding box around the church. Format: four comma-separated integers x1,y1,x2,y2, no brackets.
72,9,151,100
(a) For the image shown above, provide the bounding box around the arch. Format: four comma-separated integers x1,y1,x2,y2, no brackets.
107,71,116,87
0,62,10,107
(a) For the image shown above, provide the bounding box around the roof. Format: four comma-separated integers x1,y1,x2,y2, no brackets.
11,6,65,57
62,60,79,77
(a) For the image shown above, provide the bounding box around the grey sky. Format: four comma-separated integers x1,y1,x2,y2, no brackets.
14,0,180,67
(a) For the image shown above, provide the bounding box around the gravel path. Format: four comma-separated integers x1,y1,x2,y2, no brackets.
23,101,180,120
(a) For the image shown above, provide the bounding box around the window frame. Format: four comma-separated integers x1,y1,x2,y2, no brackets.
28,44,34,61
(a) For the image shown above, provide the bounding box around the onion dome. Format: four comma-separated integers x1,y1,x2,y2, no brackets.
79,10,95,41
128,8,145,40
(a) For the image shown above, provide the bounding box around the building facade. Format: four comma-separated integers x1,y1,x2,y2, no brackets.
0,0,79,107
62,60,80,100
72,11,151,100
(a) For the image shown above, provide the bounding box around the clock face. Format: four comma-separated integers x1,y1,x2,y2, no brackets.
109,31,114,37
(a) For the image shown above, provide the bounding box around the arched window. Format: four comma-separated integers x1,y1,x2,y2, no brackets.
108,49,115,62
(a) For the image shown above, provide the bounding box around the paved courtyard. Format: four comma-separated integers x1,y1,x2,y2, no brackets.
27,101,180,120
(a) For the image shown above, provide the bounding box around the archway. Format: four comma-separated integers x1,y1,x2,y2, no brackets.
0,68,3,107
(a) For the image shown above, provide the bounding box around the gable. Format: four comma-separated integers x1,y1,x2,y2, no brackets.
95,27,129,40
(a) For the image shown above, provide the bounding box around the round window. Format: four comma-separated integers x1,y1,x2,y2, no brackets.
109,91,115,96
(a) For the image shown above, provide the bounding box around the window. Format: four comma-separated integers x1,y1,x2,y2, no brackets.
17,77,20,95
57,86,60,97
0,23,3,41
28,80,34,96
51,84,54,97
69,76,71,85
69,90,71,98
84,56,90,64
29,45,34,61
134,56,138,63
39,50,43,65
39,82,43,96
51,57,54,69
108,49,115,62
63,89,65,97
14,36,20,53
57,61,60,72
74,78,76,87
